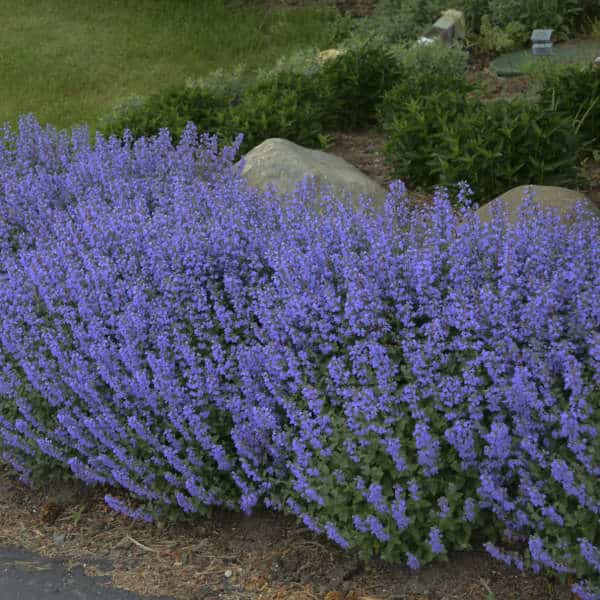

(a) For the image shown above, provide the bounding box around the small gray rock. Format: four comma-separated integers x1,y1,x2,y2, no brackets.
53,533,66,547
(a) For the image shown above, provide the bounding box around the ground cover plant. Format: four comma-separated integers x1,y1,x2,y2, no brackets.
0,116,599,598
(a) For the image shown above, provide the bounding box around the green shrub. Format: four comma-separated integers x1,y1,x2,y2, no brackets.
536,63,600,155
318,43,403,130
99,86,233,143
381,91,580,202
487,0,585,39
462,0,600,38
185,63,260,103
377,41,472,128
380,89,468,190
325,9,361,45
472,15,529,55
99,40,405,151
219,69,329,153
252,46,323,81
354,0,450,43
459,0,491,33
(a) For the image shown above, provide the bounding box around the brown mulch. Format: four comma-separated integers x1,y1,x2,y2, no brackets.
0,461,576,600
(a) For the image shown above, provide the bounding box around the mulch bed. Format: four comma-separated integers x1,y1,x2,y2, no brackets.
0,460,576,600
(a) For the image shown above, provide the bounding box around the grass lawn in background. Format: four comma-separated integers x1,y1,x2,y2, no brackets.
0,0,337,132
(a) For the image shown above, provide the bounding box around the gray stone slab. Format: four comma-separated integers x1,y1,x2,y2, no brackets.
0,546,174,600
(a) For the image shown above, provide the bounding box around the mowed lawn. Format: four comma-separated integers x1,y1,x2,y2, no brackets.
0,0,337,132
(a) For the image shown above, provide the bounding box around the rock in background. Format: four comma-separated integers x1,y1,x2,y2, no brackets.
476,185,600,224
236,137,388,207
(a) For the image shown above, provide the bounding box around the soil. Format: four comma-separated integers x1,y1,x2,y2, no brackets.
1,38,598,600
0,462,576,600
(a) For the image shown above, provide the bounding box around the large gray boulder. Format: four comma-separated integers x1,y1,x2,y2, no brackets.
236,138,388,208
476,185,600,224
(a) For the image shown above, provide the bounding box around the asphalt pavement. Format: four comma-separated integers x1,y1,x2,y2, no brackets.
0,545,174,600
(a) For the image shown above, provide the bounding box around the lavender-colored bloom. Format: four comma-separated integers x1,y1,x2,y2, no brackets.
366,515,390,542
365,482,389,514
408,480,420,502
428,527,446,555
324,522,350,549
391,489,410,531
406,552,420,570
414,421,440,475
579,539,600,572
484,542,524,571
352,515,370,534
104,495,154,522
463,498,477,523
438,496,450,519
0,116,598,596
301,512,323,534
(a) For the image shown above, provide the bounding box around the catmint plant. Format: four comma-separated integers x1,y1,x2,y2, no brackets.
0,115,599,598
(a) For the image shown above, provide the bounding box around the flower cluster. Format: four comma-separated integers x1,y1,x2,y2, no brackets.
1,116,599,598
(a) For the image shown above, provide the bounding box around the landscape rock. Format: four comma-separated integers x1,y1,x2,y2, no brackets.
476,185,600,224
424,9,465,45
236,138,388,207
317,48,348,64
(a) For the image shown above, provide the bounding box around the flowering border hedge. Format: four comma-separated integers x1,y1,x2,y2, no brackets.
1,116,599,598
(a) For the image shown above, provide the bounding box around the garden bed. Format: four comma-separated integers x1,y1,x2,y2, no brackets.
0,462,574,600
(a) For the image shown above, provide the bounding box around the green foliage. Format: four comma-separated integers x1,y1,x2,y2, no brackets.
325,9,361,46
585,16,600,40
377,41,472,127
536,63,600,155
486,0,586,39
459,0,491,33
99,40,404,151
472,15,529,55
100,86,233,143
252,46,323,81
380,89,581,203
461,0,600,37
354,0,450,43
380,89,467,190
219,70,329,154
185,63,260,103
318,43,403,130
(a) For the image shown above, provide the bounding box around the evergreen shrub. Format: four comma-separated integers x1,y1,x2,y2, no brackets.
378,40,471,123
472,15,529,55
1,116,599,599
485,0,589,39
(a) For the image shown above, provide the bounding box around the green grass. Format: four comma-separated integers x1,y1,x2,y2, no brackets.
0,0,339,133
